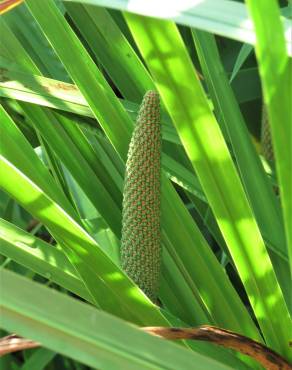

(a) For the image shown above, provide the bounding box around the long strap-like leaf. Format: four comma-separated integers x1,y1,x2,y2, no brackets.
124,13,292,358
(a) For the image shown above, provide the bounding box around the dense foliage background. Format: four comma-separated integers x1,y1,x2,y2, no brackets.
0,0,291,369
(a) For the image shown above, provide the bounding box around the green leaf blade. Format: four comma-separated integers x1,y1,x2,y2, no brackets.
1,269,234,370
124,13,291,358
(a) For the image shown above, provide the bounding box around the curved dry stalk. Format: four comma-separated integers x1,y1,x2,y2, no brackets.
142,325,292,370
2,326,291,370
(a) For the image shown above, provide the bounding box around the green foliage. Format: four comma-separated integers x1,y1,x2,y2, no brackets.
1,269,234,370
0,0,291,369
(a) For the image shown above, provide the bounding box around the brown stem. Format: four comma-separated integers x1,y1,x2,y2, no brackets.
142,326,292,370
0,334,40,356
2,327,291,370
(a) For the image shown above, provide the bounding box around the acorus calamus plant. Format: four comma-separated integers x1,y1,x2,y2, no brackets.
121,91,161,303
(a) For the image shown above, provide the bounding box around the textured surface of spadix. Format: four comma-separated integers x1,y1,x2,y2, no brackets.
121,91,161,302
261,105,274,162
